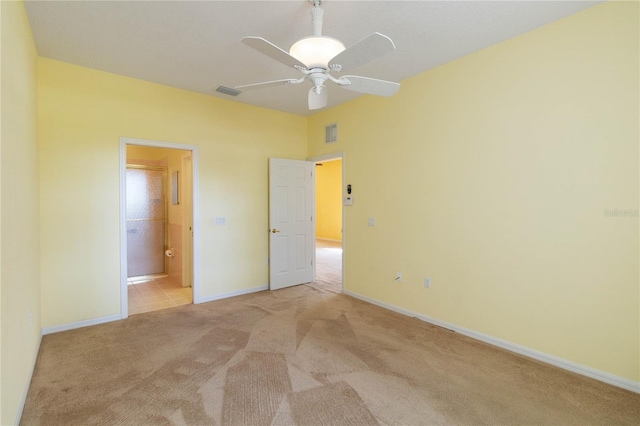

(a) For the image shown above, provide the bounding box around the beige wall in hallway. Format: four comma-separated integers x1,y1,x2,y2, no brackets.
315,159,342,241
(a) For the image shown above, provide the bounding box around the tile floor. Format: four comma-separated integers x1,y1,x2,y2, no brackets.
128,275,192,315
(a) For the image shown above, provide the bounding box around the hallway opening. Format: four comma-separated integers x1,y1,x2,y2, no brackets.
313,156,343,291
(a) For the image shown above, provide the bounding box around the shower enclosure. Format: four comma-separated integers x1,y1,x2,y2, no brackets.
126,165,166,278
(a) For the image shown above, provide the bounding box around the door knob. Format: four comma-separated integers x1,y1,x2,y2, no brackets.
271,228,281,233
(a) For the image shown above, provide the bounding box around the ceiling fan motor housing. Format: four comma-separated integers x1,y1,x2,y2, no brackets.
310,73,329,94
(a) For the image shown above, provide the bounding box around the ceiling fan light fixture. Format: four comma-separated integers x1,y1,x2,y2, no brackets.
289,36,345,69
237,0,399,111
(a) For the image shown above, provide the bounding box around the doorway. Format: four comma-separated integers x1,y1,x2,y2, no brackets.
311,153,344,292
120,138,201,318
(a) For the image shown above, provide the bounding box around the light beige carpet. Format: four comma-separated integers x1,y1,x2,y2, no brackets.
22,284,639,425
314,239,342,293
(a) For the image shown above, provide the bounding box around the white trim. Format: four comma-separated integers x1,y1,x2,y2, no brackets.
309,151,345,294
42,314,121,335
316,237,342,243
344,290,640,394
120,137,202,309
196,285,268,304
15,331,43,426
180,153,194,289
119,141,128,317
309,152,344,163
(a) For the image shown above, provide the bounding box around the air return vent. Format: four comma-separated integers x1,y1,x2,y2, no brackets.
325,123,338,144
216,86,241,97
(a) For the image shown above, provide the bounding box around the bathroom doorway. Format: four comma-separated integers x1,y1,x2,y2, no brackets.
125,144,194,315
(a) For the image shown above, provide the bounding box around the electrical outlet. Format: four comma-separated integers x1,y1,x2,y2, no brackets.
395,272,403,282
424,277,431,288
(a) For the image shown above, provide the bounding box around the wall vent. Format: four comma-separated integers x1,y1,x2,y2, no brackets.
325,123,338,143
216,85,241,97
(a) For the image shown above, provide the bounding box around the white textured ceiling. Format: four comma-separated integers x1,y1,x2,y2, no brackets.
25,1,600,116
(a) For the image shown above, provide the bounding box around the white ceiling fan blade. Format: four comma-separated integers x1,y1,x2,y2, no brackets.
235,79,298,91
329,33,395,73
339,75,400,97
308,87,328,110
242,37,307,69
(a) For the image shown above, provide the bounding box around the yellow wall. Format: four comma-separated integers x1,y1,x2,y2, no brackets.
38,58,307,328
308,2,639,382
315,160,342,241
0,1,41,423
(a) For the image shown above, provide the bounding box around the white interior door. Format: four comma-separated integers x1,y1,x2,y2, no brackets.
181,154,193,288
269,158,315,290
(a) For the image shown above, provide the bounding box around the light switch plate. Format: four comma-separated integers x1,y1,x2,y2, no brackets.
344,196,354,206
368,217,375,227
215,217,226,225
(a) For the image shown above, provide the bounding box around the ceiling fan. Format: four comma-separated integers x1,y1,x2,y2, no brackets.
234,0,400,110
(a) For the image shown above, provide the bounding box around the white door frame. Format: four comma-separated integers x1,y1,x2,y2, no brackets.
308,151,345,292
119,137,201,318
180,153,194,288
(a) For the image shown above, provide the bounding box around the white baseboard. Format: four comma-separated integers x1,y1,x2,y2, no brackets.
195,285,268,304
42,285,269,333
42,314,121,335
344,290,640,394
316,238,342,243
16,330,43,426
